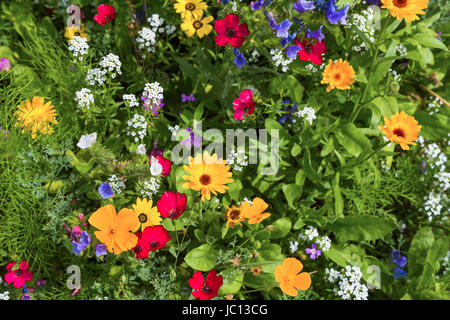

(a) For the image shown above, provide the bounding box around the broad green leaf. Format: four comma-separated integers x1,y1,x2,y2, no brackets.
184,244,217,271
326,215,397,241
335,123,372,157
270,217,292,239
218,270,244,295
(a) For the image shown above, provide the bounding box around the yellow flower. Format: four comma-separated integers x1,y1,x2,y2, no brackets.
182,152,234,201
241,197,271,224
180,13,214,38
174,0,208,19
320,59,355,92
225,205,245,228
64,24,89,41
15,97,58,139
274,258,311,297
132,198,162,231
378,111,422,150
381,0,429,22
88,204,140,255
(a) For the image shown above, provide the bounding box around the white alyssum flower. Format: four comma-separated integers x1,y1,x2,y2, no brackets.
270,48,294,72
136,144,146,155
74,88,94,110
0,290,9,300
85,68,107,86
68,36,89,61
295,106,316,125
137,177,161,198
289,240,299,253
77,132,97,149
226,149,249,172
99,53,122,78
108,174,125,195
325,266,369,300
421,191,444,221
123,94,139,108
317,235,332,252
141,82,164,112
137,27,157,53
126,114,148,143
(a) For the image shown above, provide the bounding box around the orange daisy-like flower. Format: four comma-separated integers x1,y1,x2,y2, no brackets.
225,204,245,228
241,197,271,224
15,97,58,139
378,110,422,150
320,59,355,92
88,204,140,255
274,257,312,297
182,152,234,201
381,0,429,22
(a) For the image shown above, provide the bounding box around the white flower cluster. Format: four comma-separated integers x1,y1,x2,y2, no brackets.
74,88,95,110
325,266,369,300
305,63,321,73
422,192,444,221
421,141,448,171
99,53,122,79
438,251,450,278
0,290,9,300
289,240,299,253
294,106,317,125
142,82,164,111
270,48,294,72
137,177,161,198
348,7,376,53
298,226,332,252
248,50,261,63
123,94,139,108
226,149,248,172
396,43,407,57
85,68,107,86
126,114,148,143
137,14,175,55
68,36,89,61
426,96,444,116
389,68,401,81
107,174,125,195
168,124,181,137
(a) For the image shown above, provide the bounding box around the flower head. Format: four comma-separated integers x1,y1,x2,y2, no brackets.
98,182,114,199
181,93,196,102
189,270,223,300
294,0,316,13
138,225,171,256
381,0,429,22
214,14,250,48
4,261,33,289
72,231,91,255
378,111,421,150
157,191,187,219
77,132,97,149
294,39,326,66
305,25,325,42
64,24,89,41
306,244,322,259
94,4,115,26
15,97,58,139
233,89,256,121
320,59,355,92
88,204,140,255
390,250,407,267
174,0,208,19
326,0,350,25
241,197,271,224
0,57,11,72
181,12,214,38
275,257,311,296
132,198,162,230
225,205,245,228
182,152,234,201
233,48,247,69
393,267,407,279
95,244,108,257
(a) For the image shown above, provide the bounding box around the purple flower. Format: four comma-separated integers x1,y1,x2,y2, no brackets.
233,48,247,69
366,0,380,5
95,244,108,257
306,25,325,41
390,250,407,267
72,231,91,255
280,31,297,47
181,128,202,147
293,0,315,13
36,279,46,287
278,99,298,124
393,267,407,279
0,57,11,72
181,93,196,102
251,0,265,10
326,0,349,25
286,45,301,59
306,243,322,259
98,182,114,199
274,19,293,38
21,293,32,300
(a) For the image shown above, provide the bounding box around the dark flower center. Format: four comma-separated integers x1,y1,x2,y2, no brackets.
150,240,159,248
334,73,341,80
168,209,178,218
193,21,203,29
185,3,196,10
202,285,212,294
134,245,142,253
229,209,241,220
138,213,148,223
226,28,236,37
104,15,111,22
304,44,313,54
109,228,115,234
74,31,80,36
199,174,211,185
393,0,407,7
393,128,406,138
16,270,23,276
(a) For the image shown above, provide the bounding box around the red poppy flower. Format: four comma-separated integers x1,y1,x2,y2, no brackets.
141,225,171,252
214,14,250,48
233,89,256,121
4,261,33,288
189,270,223,300
133,230,150,259
94,4,115,26
157,191,187,219
294,39,326,66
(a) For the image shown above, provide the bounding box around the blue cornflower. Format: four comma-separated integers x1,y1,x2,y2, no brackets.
95,244,108,257
278,99,299,125
293,0,315,13
72,231,92,255
280,31,298,47
222,0,229,4
366,0,381,5
326,0,349,25
314,0,328,11
274,19,293,38
393,267,407,279
305,25,325,41
98,182,114,199
390,250,407,267
286,45,301,59
234,48,247,69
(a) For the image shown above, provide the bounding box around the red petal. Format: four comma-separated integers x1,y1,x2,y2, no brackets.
13,277,25,288
234,110,244,121
236,23,250,37
214,19,227,34
313,41,326,55
4,272,15,284
230,36,245,48
215,34,230,46
224,14,239,29
206,270,223,291
6,262,15,271
239,89,253,103
298,50,310,61
309,54,323,66
189,271,205,290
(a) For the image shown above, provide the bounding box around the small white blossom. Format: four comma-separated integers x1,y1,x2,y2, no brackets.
68,36,89,61
74,88,94,110
137,144,146,155
77,132,97,149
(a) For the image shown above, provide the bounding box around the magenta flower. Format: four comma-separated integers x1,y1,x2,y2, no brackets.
306,244,321,259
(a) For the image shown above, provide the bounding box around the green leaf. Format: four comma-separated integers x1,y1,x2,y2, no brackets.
335,123,372,157
408,227,435,276
282,184,301,208
416,34,448,50
174,56,197,83
270,217,292,239
184,244,217,271
332,173,344,217
414,111,450,140
326,215,397,241
218,270,244,295
227,179,242,201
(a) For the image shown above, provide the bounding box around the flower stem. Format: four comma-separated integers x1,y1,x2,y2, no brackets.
343,141,390,170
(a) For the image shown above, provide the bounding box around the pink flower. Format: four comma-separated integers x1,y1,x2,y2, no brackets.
4,261,33,288
94,4,115,26
156,155,172,177
72,225,82,237
233,89,256,120
157,191,187,219
214,14,250,48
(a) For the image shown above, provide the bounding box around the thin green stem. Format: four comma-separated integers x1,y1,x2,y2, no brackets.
343,141,390,170
172,219,180,269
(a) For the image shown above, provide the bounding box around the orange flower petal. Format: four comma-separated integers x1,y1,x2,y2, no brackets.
292,272,312,291
89,204,117,231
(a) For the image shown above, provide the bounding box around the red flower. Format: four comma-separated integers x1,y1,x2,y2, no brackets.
4,261,33,288
94,4,115,26
143,225,171,252
233,89,256,121
294,39,326,66
189,270,223,300
157,191,187,219
214,14,250,48
133,230,150,259
149,155,172,177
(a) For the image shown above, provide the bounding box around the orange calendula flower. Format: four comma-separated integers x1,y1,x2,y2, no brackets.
274,257,311,297
132,198,162,231
88,204,140,255
381,0,429,22
241,197,271,224
182,152,234,201
15,97,58,139
225,204,245,228
378,111,422,150
320,59,355,92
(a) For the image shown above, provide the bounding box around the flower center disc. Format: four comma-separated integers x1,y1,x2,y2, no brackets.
226,28,236,37
393,128,406,138
150,240,159,248
138,213,148,223
199,174,211,185
230,209,241,220
393,0,408,8
185,3,196,10
193,21,203,29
